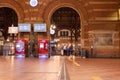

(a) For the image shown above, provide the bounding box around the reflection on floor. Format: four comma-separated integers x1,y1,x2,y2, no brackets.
66,57,120,80
0,56,61,80
0,56,120,80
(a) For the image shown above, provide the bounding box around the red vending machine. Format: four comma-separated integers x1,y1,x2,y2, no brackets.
38,40,49,57
15,39,26,56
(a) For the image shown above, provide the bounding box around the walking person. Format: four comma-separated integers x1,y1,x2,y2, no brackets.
3,42,10,56
78,46,81,56
63,45,67,56
61,47,64,56
28,40,35,57
68,44,73,60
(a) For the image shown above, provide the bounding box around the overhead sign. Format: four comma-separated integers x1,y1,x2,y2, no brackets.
8,27,18,34
18,24,31,32
34,24,46,32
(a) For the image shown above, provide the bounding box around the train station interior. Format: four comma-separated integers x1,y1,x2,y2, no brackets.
0,0,120,80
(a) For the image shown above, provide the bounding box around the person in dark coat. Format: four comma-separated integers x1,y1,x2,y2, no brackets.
28,40,35,56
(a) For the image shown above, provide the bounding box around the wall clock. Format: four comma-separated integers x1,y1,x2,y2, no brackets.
30,0,38,7
50,29,55,35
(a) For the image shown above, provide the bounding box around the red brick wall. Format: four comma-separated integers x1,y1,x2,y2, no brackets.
0,0,120,57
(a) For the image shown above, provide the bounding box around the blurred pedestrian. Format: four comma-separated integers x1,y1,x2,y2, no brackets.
28,40,35,56
3,42,10,56
63,45,67,56
61,46,64,56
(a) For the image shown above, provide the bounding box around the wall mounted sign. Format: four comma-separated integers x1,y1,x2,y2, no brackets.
94,34,112,46
8,27,18,34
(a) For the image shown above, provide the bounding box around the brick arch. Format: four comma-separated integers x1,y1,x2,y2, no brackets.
0,1,24,23
43,0,89,41
43,0,88,26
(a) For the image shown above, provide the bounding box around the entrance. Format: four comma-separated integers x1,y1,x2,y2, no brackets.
0,7,18,41
50,7,81,56
0,7,18,56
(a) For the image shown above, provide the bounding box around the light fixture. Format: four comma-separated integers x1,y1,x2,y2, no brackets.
6,38,10,42
50,24,56,29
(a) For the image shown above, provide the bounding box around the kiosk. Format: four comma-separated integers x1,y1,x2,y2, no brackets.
38,40,49,57
15,39,26,56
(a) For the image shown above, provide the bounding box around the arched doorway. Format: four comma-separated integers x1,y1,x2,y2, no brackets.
0,7,18,40
43,0,88,56
0,7,18,55
50,7,81,55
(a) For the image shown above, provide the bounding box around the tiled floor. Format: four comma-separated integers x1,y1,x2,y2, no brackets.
66,57,120,80
0,56,61,80
0,56,120,80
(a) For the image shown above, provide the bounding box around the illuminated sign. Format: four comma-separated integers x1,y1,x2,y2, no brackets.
16,41,24,52
8,27,18,34
18,24,31,32
34,24,46,32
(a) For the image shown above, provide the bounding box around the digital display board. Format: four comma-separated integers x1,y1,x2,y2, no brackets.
18,24,31,32
34,24,46,32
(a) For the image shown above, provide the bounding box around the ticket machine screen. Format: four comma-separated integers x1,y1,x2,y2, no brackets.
40,43,44,49
38,40,48,55
16,41,24,52
15,40,25,54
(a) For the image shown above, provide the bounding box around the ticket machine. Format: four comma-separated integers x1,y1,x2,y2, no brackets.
15,39,26,56
38,40,49,57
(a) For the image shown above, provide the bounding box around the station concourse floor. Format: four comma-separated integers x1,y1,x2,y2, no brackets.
0,55,120,80
66,56,120,80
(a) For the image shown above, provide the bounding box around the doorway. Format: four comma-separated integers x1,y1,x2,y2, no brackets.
50,7,81,56
0,7,18,55
0,7,18,40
